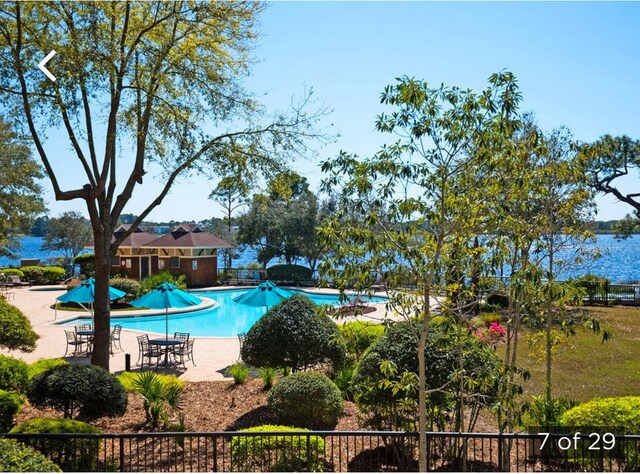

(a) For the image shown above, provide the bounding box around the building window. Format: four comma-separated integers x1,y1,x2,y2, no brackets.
192,260,198,271
158,259,165,270
125,259,132,269
112,256,120,266
170,257,180,268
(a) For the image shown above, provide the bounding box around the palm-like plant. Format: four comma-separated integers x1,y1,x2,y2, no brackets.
133,371,185,430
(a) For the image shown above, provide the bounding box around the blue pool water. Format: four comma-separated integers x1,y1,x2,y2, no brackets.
61,289,387,337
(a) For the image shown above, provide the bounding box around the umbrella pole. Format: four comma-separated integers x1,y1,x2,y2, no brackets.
166,307,169,342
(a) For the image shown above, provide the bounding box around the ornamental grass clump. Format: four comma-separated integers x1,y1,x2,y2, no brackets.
229,362,250,384
258,367,276,389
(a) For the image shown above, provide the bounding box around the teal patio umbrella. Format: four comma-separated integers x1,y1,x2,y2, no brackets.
129,282,203,341
232,281,292,309
55,278,126,320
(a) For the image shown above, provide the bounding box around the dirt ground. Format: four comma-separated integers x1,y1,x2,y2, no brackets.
15,379,364,433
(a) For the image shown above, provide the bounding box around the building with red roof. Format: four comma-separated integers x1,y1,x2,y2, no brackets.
112,224,231,286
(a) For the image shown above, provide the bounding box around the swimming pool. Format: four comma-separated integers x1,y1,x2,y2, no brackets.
60,289,387,337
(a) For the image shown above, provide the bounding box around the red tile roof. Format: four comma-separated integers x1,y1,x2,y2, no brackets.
143,231,232,249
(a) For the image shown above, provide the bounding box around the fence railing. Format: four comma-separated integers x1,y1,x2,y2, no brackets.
482,276,640,307
4,430,640,472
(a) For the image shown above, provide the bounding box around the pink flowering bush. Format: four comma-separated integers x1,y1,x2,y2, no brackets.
473,322,506,346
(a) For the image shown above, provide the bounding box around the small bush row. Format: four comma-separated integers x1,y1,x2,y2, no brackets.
19,266,66,285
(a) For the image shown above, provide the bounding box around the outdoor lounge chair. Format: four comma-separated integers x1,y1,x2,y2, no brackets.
136,334,162,368
8,275,31,287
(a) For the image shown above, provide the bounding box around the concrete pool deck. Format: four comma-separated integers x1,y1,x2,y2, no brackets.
0,285,393,381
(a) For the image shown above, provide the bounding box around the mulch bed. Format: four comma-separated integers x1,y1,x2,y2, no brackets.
15,379,363,433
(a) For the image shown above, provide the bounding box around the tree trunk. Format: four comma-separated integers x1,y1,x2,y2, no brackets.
545,236,554,403
90,229,112,370
418,284,430,472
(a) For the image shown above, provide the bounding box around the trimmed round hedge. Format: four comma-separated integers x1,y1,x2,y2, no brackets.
11,418,102,471
267,371,344,429
0,438,61,472
0,389,23,432
560,396,640,432
241,294,346,372
27,364,127,419
266,264,312,282
0,300,38,352
0,355,29,392
109,277,141,301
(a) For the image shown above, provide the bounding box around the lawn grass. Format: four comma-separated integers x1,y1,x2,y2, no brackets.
498,306,640,402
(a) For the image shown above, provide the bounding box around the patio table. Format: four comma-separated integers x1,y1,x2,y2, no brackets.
75,330,94,355
149,338,182,367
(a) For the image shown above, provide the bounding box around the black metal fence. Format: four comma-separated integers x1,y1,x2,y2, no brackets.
4,430,640,472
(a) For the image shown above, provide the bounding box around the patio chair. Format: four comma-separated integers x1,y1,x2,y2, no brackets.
110,325,123,354
173,338,195,367
136,334,162,368
174,332,190,341
64,330,87,357
237,332,246,360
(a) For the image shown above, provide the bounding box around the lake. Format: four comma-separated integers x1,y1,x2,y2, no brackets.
2,234,639,283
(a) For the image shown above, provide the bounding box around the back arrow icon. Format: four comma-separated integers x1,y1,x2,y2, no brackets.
38,50,56,82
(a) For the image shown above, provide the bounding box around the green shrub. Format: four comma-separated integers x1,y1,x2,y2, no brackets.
0,355,29,392
130,371,184,429
27,359,68,379
27,364,127,419
230,425,325,472
0,438,61,472
0,389,23,432
10,418,101,471
20,266,66,285
242,294,346,372
332,366,355,401
259,367,277,390
352,320,502,431
0,300,38,352
267,371,343,429
229,362,250,384
522,395,579,429
116,371,184,393
140,271,187,293
481,313,502,326
486,293,509,308
560,396,640,431
109,278,141,301
74,253,95,276
0,268,25,279
569,274,610,305
266,264,312,282
339,321,385,359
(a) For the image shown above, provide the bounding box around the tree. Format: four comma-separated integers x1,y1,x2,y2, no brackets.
0,116,45,257
319,72,521,470
209,176,250,269
41,211,92,275
583,135,640,216
237,171,318,268
0,2,326,369
30,216,49,237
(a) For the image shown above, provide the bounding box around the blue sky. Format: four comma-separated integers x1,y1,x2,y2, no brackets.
45,1,640,222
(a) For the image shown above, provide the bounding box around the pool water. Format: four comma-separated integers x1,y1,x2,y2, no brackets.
61,289,387,337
